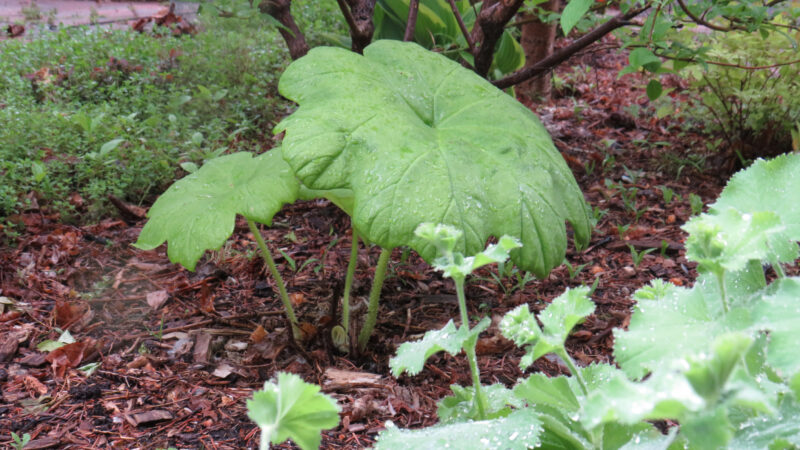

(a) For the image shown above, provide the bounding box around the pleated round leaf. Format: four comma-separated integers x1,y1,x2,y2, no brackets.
135,151,298,270
275,40,591,278
247,372,340,450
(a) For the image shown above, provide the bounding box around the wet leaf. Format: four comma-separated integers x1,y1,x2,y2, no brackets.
135,150,299,270
390,318,490,377
500,287,594,368
247,372,340,450
276,40,592,277
375,407,542,449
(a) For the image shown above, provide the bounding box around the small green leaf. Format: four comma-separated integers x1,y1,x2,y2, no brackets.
415,223,521,280
37,340,65,352
500,287,594,368
78,362,101,376
180,162,199,173
135,151,299,270
622,48,662,75
390,318,490,377
514,373,580,412
375,408,542,450
646,79,663,100
246,372,340,450
99,138,125,157
560,0,593,35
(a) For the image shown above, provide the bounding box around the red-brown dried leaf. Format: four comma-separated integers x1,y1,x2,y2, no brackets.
45,341,89,378
54,299,83,328
7,24,25,37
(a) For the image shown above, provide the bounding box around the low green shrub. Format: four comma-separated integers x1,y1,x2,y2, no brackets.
685,26,800,163
0,11,289,226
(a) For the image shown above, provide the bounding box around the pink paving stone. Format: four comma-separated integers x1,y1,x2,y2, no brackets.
1,1,196,29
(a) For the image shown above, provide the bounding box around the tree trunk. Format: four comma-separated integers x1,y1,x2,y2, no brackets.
259,0,309,60
518,1,559,101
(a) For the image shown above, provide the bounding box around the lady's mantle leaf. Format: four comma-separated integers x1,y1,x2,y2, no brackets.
500,287,594,368
415,223,521,280
438,383,523,423
615,272,800,381
580,367,705,430
730,395,800,448
246,372,340,450
389,318,490,376
135,151,298,270
684,153,800,271
374,408,542,450
275,40,592,278
752,278,800,376
708,153,800,239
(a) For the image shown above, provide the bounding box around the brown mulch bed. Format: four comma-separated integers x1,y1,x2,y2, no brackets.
0,38,728,449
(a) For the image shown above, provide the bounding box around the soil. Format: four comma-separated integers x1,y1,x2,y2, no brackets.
0,38,728,449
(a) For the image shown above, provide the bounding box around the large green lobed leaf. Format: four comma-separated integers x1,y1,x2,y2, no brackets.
135,151,298,270
275,40,591,278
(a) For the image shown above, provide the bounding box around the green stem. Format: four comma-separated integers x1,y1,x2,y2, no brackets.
455,278,488,420
357,247,391,350
341,228,360,334
455,278,470,328
559,349,588,396
248,219,300,340
716,270,730,314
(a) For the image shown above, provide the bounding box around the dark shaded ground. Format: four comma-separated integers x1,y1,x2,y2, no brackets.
0,37,726,449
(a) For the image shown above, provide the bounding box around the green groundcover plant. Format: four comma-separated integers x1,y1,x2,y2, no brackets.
247,372,340,450
136,40,591,349
373,153,800,449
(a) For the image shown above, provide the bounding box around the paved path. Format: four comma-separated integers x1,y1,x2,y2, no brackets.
1,1,197,30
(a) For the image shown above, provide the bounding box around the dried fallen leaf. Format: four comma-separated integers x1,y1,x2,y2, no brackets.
23,375,48,396
193,333,212,364
54,300,83,328
213,362,235,378
46,341,89,378
146,290,169,310
290,292,307,307
7,24,25,37
250,325,267,343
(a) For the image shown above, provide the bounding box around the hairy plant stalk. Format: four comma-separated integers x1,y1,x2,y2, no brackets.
559,349,589,396
248,219,300,339
716,271,730,314
455,278,489,420
357,247,391,349
341,228,360,333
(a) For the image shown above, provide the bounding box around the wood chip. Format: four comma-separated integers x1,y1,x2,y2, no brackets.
323,368,385,391
124,409,173,426
193,333,212,364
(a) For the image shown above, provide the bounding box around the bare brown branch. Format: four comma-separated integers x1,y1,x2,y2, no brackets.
675,0,737,31
404,0,420,41
259,0,309,60
447,0,475,54
493,6,649,89
337,0,376,53
472,0,526,77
